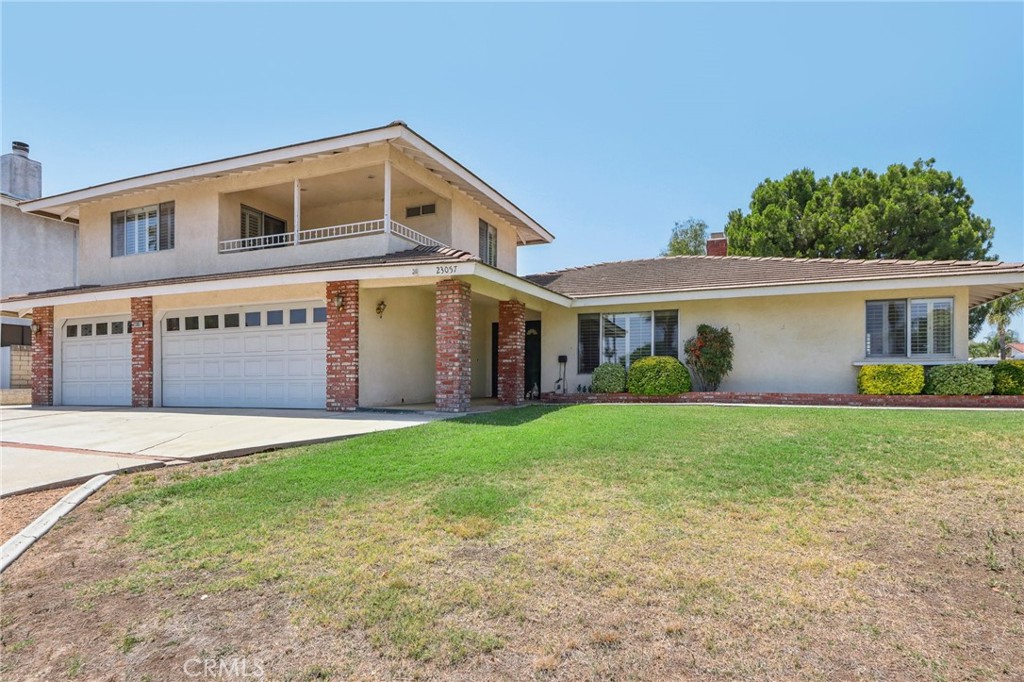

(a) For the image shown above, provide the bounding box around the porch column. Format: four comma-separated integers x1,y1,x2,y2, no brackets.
131,296,154,407
497,300,525,405
293,178,301,246
326,280,359,411
383,158,392,234
435,278,472,412
30,306,54,407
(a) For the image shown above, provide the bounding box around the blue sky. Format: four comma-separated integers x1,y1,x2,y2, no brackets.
3,2,1022,336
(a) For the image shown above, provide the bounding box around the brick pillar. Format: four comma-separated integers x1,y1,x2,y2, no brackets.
326,280,359,411
131,296,154,407
435,279,472,412
497,300,525,405
31,306,54,406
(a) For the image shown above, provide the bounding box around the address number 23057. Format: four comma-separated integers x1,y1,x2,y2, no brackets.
435,265,459,275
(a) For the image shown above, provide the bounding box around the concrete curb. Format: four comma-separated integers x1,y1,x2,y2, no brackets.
0,474,113,574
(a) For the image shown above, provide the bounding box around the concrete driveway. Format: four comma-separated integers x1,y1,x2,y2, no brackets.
0,406,441,496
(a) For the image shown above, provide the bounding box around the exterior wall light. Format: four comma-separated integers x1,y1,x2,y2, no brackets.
30,322,40,335
376,301,387,318
332,293,345,311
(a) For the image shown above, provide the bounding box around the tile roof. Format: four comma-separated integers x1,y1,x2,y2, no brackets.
2,246,477,303
524,255,1024,298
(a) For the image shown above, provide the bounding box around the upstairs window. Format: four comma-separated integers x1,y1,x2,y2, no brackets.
405,203,436,218
865,298,953,358
241,205,287,241
111,202,174,256
479,219,497,267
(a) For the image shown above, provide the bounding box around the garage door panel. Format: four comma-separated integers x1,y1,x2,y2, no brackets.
61,319,132,407
162,305,326,409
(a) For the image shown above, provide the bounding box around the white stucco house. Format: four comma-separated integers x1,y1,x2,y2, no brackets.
1,122,1022,411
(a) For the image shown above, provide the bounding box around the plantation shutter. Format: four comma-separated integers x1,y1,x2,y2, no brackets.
488,225,497,267
578,314,600,374
111,210,126,257
931,300,952,355
478,220,488,262
866,300,907,357
653,310,679,357
158,202,175,250
241,205,262,239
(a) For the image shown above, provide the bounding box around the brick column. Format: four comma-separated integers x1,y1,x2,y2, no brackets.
326,280,359,411
497,300,526,405
131,296,154,407
435,279,472,412
31,306,54,406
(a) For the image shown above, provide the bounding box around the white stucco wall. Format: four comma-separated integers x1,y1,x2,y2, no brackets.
541,285,973,395
1,203,77,297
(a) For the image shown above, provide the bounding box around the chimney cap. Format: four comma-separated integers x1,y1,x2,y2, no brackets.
11,141,30,155
709,232,726,240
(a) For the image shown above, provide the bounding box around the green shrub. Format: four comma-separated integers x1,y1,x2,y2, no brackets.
857,364,925,395
591,362,627,393
924,363,993,396
627,356,691,396
683,324,734,391
991,360,1024,395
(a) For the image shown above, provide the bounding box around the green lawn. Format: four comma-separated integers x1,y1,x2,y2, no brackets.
9,405,1024,680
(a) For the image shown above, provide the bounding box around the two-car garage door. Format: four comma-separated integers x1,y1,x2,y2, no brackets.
161,302,327,409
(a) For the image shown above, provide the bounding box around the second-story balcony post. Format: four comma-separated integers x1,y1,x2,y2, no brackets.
383,159,392,235
293,178,301,246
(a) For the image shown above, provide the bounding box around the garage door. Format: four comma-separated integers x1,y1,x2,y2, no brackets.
161,302,327,408
61,316,132,406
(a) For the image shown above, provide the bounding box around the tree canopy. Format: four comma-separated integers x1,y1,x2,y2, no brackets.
724,159,994,261
663,218,708,256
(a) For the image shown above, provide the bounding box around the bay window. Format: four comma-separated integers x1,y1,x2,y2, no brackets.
577,310,679,373
865,298,953,358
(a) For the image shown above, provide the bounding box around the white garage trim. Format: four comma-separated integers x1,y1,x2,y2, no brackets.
159,301,327,409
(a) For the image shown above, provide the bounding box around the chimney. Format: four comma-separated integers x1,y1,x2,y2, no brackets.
706,232,727,257
1,141,43,200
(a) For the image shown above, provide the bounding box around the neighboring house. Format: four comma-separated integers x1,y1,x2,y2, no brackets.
1,122,1022,410
1,142,77,401
1009,343,1024,360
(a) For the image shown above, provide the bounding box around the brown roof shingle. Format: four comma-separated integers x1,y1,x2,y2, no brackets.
524,255,1024,298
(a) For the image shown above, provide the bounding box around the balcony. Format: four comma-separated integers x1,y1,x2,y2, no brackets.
218,219,445,254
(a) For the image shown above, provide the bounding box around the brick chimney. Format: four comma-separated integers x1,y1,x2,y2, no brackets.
1,141,42,200
706,232,727,257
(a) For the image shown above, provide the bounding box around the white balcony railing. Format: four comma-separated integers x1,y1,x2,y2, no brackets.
218,218,446,254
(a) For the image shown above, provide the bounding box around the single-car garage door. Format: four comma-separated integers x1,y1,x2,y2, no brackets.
61,316,132,406
161,302,327,408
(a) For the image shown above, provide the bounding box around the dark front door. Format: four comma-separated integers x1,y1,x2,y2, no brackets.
491,320,542,399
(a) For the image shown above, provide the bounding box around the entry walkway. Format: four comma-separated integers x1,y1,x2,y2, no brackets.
0,406,441,496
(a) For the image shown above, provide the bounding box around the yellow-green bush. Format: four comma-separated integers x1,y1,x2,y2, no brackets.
627,356,692,396
992,360,1024,395
857,364,925,395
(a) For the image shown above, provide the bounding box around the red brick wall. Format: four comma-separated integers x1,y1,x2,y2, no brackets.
30,306,54,406
326,280,359,411
435,279,472,412
497,300,525,405
131,296,154,407
541,391,1024,409
706,236,728,257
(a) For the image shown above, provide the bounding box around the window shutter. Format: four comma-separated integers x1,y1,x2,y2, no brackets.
241,205,262,239
578,314,601,374
158,202,175,250
479,220,488,261
932,300,952,354
488,225,497,267
654,310,679,357
111,210,126,257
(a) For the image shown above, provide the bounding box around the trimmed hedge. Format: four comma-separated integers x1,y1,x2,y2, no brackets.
591,362,627,393
857,364,925,395
627,356,692,396
992,360,1024,395
924,363,993,396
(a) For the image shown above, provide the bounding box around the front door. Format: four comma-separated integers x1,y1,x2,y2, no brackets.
491,320,542,399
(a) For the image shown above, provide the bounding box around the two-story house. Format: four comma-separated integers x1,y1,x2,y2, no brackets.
2,122,1023,410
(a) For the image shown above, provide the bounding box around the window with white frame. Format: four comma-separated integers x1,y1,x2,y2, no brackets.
865,298,953,358
241,205,288,242
111,202,174,256
479,219,497,267
577,310,679,373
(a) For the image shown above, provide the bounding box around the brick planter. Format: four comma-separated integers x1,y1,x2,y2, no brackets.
30,306,53,407
131,296,154,407
541,391,1024,409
